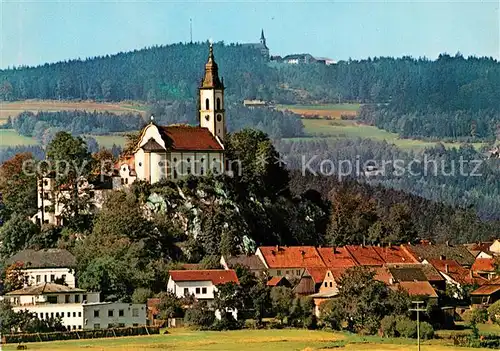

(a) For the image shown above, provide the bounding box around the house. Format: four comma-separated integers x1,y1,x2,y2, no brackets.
255,246,326,279
166,270,239,319
387,264,446,291
345,245,385,266
31,44,229,225
220,254,266,276
470,278,500,306
2,283,146,330
391,281,438,301
403,241,476,267
5,249,77,288
316,247,357,269
373,245,420,265
294,267,328,296
243,99,267,108
425,259,487,298
282,54,317,65
266,276,292,288
32,175,115,226
241,29,270,60
471,258,498,280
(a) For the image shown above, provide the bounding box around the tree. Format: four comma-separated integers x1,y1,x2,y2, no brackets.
320,299,344,330
0,213,39,257
336,266,392,334
225,129,289,197
3,262,26,292
157,291,184,319
270,286,294,324
45,132,94,227
0,153,37,222
249,277,271,325
213,282,242,316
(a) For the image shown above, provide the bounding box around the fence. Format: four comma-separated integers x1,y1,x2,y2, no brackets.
2,325,160,344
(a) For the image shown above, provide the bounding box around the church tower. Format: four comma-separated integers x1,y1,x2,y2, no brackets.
199,43,226,141
260,29,266,47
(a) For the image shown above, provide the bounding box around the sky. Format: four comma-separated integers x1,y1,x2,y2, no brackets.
1,0,499,69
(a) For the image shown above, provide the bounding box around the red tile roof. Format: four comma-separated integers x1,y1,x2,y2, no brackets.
257,246,326,269
471,258,497,272
267,276,285,287
317,247,357,268
373,266,394,285
305,267,328,284
470,284,500,295
169,270,239,285
328,267,351,281
428,259,488,286
159,125,223,151
395,281,439,298
373,246,420,264
345,245,385,266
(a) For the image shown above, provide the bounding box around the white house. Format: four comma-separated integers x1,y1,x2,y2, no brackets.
3,283,146,330
167,269,239,319
5,249,77,288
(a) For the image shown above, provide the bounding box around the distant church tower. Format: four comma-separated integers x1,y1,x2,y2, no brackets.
260,29,266,47
199,43,226,141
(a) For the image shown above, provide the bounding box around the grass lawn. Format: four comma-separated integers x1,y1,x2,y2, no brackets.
0,129,38,147
296,119,484,151
1,328,492,351
276,103,360,119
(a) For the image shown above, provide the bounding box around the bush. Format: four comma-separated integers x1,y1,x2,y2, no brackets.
267,319,284,329
396,316,417,338
184,302,215,329
319,299,344,330
463,307,489,324
380,315,397,337
131,287,153,304
211,312,243,331
304,315,317,330
488,300,500,324
419,322,434,340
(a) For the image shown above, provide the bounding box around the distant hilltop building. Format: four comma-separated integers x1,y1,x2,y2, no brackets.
242,29,270,60
276,53,336,65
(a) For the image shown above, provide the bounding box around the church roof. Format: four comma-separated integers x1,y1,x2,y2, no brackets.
201,44,224,89
141,138,165,152
158,125,223,151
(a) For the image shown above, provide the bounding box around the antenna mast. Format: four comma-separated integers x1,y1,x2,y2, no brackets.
190,18,193,43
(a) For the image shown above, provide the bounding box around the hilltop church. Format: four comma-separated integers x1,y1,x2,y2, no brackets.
118,44,227,184
33,44,228,225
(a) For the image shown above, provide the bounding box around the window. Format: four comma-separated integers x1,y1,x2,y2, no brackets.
47,296,58,304
44,275,48,282
125,178,128,184
132,308,139,317
62,274,66,282
43,192,49,199
43,180,48,186
108,309,114,317
200,167,204,175
183,288,189,295
205,98,210,110
119,309,124,317
82,294,87,302
133,323,139,327
205,114,210,121
285,270,289,275
94,310,100,318
173,170,178,179
121,178,125,185
329,282,333,287
65,295,70,303
51,312,54,318
73,325,76,330
78,312,82,317
118,323,125,327
60,312,64,317
296,270,300,276
216,98,221,110
216,114,222,122
50,274,55,282
196,288,200,294
94,323,100,329
45,313,49,319
202,287,207,294
78,326,82,330
138,162,142,167
324,282,327,287
277,270,282,276
73,312,76,317
36,275,41,283
75,295,80,303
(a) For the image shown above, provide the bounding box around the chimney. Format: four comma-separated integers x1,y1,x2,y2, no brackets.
446,240,450,247
445,264,449,273
332,246,337,254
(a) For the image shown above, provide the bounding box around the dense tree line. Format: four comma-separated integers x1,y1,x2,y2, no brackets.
1,43,497,109
277,138,500,222
359,105,500,141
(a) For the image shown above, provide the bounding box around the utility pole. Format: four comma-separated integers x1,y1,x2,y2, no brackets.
409,301,426,351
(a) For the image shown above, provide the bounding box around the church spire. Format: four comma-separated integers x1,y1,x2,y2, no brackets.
260,29,266,46
201,43,224,89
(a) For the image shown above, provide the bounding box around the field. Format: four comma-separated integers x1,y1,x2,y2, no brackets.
1,328,493,351
277,103,360,119
0,100,143,147
277,104,484,151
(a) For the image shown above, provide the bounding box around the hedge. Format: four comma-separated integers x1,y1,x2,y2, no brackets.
3,326,160,344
